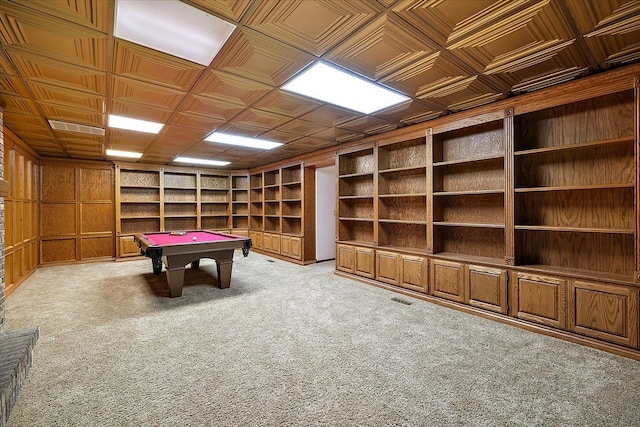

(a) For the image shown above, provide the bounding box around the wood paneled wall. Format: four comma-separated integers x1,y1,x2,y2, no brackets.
3,127,38,297
39,159,115,265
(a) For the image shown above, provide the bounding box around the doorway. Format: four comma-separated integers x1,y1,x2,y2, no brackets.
315,165,336,261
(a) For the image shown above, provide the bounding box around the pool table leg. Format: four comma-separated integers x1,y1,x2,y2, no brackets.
216,260,233,288
165,267,185,297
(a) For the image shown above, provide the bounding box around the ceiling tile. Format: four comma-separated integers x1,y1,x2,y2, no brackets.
250,89,322,118
27,81,105,114
298,104,359,127
567,0,640,65
188,0,253,23
193,69,273,106
8,0,111,32
244,0,382,56
0,2,107,69
337,115,397,135
374,99,443,125
211,28,314,86
167,112,226,131
446,1,578,74
7,50,106,95
181,95,245,121
110,75,185,110
231,108,293,130
0,75,30,97
0,93,40,115
276,118,326,136
310,126,363,143
325,13,438,79
38,103,103,127
392,0,499,46
112,40,205,91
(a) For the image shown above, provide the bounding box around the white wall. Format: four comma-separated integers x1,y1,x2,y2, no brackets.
315,165,336,261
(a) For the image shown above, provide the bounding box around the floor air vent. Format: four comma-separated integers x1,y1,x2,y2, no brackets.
391,297,413,305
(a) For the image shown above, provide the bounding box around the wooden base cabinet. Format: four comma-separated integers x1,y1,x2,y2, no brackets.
118,235,141,258
376,250,428,292
568,281,639,348
511,273,567,329
466,265,507,314
263,232,281,254
336,244,375,279
281,235,302,260
376,250,400,286
430,259,465,303
249,231,263,250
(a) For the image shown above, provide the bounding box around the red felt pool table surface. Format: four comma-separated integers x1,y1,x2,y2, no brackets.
142,230,236,246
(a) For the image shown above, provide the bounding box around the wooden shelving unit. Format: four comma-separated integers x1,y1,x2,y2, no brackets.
115,163,248,257
513,91,636,278
378,138,427,254
334,72,640,357
248,161,315,264
337,146,375,245
428,118,506,264
119,168,161,235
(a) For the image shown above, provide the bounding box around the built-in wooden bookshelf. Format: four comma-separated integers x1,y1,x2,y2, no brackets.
378,137,427,253
337,146,375,245
513,91,635,281
115,163,248,257
231,174,249,232
334,66,640,359
248,161,315,264
428,116,507,264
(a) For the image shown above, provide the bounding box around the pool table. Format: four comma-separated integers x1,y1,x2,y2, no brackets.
134,230,252,297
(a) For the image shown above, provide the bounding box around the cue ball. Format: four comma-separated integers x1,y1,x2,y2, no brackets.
192,236,197,241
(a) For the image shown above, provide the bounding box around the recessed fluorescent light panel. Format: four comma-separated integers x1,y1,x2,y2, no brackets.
108,114,164,134
106,149,143,159
205,132,283,150
114,0,236,66
174,157,230,166
282,62,410,114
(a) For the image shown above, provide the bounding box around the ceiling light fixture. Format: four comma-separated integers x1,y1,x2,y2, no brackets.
108,114,164,134
106,149,143,159
205,132,283,150
114,0,236,66
282,62,410,114
174,156,230,166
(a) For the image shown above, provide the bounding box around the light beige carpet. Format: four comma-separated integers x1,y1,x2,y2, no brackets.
4,252,640,426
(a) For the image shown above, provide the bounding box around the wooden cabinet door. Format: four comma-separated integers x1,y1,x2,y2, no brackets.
430,259,465,302
466,265,507,314
400,255,427,293
336,244,355,273
376,250,400,285
118,235,141,258
270,233,281,254
249,231,262,250
568,281,639,348
354,247,375,278
514,273,566,329
289,236,302,260
280,235,291,257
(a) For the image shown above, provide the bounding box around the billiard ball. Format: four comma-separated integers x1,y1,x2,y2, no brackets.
192,236,197,241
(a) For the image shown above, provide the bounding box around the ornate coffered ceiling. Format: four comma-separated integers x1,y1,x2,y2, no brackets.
0,0,638,169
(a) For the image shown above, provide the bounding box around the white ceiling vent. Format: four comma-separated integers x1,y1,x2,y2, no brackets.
48,120,105,136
